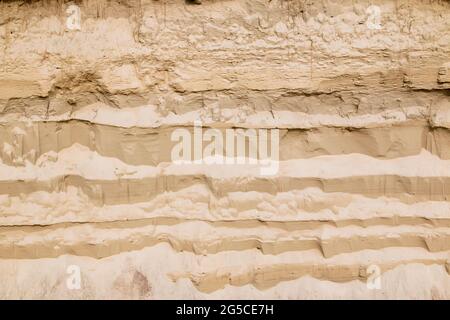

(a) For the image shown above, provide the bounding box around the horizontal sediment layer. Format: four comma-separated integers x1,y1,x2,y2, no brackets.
2,104,450,168
171,254,450,293
1,114,450,166
0,244,448,299
1,146,450,202
2,220,450,259
1,184,450,225
0,0,449,299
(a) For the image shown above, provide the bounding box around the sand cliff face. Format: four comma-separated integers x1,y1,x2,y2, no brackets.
0,0,450,299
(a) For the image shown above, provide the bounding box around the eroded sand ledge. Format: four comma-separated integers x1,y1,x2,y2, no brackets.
0,0,449,299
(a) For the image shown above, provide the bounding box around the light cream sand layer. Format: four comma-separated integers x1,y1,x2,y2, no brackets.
0,244,448,299
1,144,450,181
1,185,450,226
2,220,450,259
0,104,437,129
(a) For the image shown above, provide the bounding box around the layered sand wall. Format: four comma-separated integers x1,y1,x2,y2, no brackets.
0,0,449,299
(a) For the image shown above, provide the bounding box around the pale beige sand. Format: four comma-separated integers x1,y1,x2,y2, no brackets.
0,245,449,299
0,0,449,299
